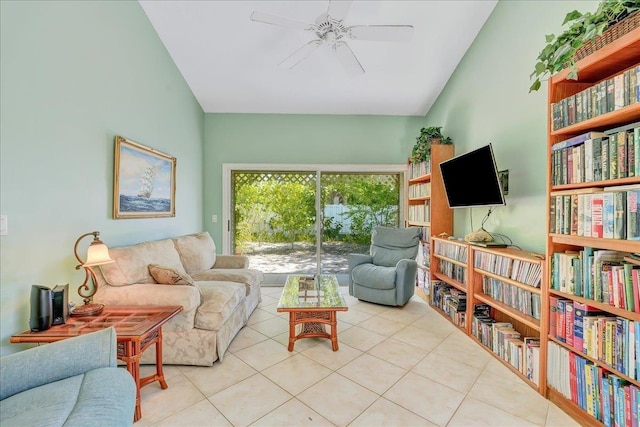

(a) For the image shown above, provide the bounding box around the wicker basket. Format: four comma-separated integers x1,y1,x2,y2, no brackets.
573,10,640,61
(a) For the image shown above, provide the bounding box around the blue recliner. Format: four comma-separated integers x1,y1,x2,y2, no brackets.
348,226,422,306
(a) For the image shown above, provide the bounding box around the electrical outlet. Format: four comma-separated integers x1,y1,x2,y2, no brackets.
211,215,218,223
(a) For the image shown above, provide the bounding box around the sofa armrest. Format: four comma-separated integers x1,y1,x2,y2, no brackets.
0,327,118,400
96,283,200,313
214,255,249,269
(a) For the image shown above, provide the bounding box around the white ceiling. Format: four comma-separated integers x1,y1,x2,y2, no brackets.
139,0,498,116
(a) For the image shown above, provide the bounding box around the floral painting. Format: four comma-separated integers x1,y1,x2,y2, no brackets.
113,136,176,219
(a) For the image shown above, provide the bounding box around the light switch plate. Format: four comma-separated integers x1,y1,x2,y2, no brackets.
0,215,7,236
211,215,218,223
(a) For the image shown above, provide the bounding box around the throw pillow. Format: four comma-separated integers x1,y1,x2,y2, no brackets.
148,264,195,286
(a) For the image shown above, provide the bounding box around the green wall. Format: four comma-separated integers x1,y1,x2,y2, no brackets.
422,0,599,253
203,114,424,245
0,1,204,355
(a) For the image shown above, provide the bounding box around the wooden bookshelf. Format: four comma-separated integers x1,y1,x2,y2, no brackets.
405,144,454,299
545,26,640,427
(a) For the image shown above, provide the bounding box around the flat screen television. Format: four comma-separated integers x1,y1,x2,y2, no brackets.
439,143,506,208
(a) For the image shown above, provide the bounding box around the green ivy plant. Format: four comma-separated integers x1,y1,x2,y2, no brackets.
529,0,639,93
411,126,453,163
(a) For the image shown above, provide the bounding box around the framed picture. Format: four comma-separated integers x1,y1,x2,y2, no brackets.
113,135,176,219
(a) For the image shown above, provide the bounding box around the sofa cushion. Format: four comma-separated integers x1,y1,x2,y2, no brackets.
173,232,217,275
149,264,195,286
99,239,186,287
194,281,245,331
191,268,263,296
351,264,397,290
370,226,421,267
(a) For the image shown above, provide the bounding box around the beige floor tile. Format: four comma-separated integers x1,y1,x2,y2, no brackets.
447,396,539,427
383,372,465,426
261,353,332,395
349,301,392,315
377,306,426,324
391,325,449,352
545,401,582,426
349,397,436,427
227,325,269,353
249,316,290,337
482,356,528,385
339,308,374,325
247,307,277,325
358,314,406,336
410,310,459,332
412,352,483,393
149,399,232,427
337,325,387,351
337,353,407,394
301,341,362,371
469,370,549,425
251,398,334,426
297,372,378,426
208,374,291,426
234,339,295,371
367,337,429,370
179,353,257,397
431,334,492,369
140,364,182,381
137,373,206,426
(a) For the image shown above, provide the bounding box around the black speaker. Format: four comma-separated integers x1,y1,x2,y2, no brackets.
51,284,68,326
30,285,53,332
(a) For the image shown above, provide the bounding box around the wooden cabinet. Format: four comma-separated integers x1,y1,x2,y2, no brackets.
406,143,454,300
544,27,640,427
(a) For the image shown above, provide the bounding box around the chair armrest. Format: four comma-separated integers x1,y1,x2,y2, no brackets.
96,283,200,312
347,253,373,294
0,327,118,400
214,255,249,269
395,259,418,305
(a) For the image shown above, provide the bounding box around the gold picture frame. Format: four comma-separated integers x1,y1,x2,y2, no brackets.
113,135,176,219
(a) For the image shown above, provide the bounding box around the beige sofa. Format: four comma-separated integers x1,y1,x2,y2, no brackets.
94,231,263,366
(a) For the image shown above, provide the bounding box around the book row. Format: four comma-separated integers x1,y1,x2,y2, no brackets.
408,203,430,223
416,268,429,293
416,242,430,268
481,276,542,320
550,298,639,381
471,310,540,385
433,240,468,263
437,260,467,285
551,249,640,313
549,186,640,241
473,251,543,288
408,160,431,179
408,182,431,198
551,127,640,186
430,282,466,328
551,65,640,131
548,341,640,426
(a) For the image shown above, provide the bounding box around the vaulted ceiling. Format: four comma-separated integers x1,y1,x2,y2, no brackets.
139,0,498,116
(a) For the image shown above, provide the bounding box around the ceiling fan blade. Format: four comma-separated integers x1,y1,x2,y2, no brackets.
348,25,414,42
327,0,353,21
279,40,323,69
250,11,312,30
334,41,364,77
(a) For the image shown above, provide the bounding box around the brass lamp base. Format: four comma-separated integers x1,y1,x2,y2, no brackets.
70,302,105,317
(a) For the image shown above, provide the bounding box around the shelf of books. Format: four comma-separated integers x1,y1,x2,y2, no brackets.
469,246,546,393
545,26,640,427
406,144,454,301
429,236,470,330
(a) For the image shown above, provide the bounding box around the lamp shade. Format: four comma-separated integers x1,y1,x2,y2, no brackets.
84,241,113,267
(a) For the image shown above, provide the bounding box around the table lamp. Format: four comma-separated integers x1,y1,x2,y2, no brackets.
70,231,113,316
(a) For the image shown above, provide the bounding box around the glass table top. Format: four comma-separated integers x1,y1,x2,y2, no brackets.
277,274,347,310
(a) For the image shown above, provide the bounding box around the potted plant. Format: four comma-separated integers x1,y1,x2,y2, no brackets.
411,126,453,163
529,0,639,92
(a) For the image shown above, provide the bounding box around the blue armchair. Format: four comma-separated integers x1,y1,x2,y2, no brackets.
348,226,422,306
1,327,136,427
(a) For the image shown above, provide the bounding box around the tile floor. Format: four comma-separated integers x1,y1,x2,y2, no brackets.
137,286,580,427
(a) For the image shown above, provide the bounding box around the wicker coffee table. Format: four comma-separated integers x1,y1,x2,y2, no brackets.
277,274,348,351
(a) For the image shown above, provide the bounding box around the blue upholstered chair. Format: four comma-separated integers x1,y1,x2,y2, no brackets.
0,327,136,427
348,226,422,306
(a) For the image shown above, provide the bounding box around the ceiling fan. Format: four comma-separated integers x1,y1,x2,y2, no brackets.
250,0,414,76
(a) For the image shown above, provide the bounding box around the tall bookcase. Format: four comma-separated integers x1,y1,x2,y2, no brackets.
406,143,454,299
544,27,640,426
